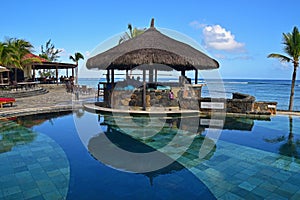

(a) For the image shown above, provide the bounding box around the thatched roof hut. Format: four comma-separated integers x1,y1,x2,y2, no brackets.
87,19,219,110
86,19,219,71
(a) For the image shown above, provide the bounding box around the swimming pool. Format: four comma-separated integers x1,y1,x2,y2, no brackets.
1,112,300,199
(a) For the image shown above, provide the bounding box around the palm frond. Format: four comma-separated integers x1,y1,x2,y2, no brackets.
75,52,84,60
267,53,292,62
69,55,75,62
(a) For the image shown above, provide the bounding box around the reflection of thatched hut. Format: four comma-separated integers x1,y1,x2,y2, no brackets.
88,116,216,185
87,18,219,110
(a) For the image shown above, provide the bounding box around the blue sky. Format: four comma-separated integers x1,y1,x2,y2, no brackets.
1,0,299,79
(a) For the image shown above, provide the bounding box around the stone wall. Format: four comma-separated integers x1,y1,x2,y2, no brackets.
226,93,256,113
110,89,277,115
253,101,277,114
180,92,277,115
111,89,179,108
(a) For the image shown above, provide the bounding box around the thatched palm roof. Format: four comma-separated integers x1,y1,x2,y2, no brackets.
86,19,219,71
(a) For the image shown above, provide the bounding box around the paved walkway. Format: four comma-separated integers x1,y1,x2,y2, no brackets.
0,85,96,117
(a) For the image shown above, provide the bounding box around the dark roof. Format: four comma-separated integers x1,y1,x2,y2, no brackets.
86,20,219,71
32,62,77,70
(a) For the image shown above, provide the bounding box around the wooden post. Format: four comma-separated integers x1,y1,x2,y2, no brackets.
195,69,198,84
72,68,74,77
32,66,35,81
149,68,154,83
181,70,185,76
143,69,146,111
15,68,17,82
56,65,58,85
155,68,158,83
106,69,110,83
7,71,10,84
111,69,114,84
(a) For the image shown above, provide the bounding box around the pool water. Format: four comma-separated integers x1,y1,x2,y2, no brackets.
1,112,300,199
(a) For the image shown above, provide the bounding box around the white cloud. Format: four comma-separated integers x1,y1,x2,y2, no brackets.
214,54,227,59
202,24,245,52
189,20,206,29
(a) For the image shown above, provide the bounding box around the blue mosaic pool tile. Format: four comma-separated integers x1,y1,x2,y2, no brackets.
217,180,235,191
4,191,23,200
251,186,272,198
278,182,300,194
272,170,292,181
266,190,290,200
220,191,244,200
43,190,63,200
210,185,227,198
2,185,21,197
259,180,278,192
230,186,252,198
238,181,256,191
233,172,252,180
36,179,57,194
204,168,223,179
19,181,38,191
247,176,264,187
287,175,300,185
240,168,258,177
22,188,41,199
274,187,297,199
244,191,265,200
0,132,70,200
291,191,300,200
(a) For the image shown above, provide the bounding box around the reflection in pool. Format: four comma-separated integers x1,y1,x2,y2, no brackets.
1,111,300,199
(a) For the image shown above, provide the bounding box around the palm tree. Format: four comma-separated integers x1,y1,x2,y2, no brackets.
119,23,146,44
119,23,146,78
5,38,34,69
69,52,84,84
69,52,84,66
39,39,62,62
0,42,11,66
268,26,300,111
4,38,38,81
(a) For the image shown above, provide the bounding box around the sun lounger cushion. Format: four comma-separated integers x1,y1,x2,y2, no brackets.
0,97,16,108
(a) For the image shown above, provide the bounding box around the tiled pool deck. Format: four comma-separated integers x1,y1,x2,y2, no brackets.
0,128,70,200
189,140,300,200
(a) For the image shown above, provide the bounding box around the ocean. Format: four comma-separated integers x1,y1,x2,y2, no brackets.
78,78,300,111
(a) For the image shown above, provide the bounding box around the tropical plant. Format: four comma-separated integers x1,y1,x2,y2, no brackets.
268,26,300,111
118,23,146,44
39,39,62,61
0,42,10,66
38,69,55,78
4,38,35,70
69,52,84,85
69,52,84,66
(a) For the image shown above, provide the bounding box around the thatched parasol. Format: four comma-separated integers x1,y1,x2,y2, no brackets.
0,66,10,73
0,66,10,84
86,19,219,71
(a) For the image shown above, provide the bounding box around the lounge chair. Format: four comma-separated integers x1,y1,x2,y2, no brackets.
0,97,15,108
